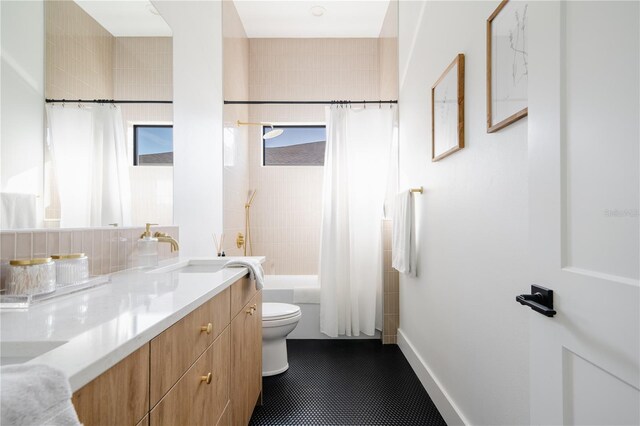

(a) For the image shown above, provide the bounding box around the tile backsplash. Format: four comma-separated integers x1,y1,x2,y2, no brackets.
382,220,400,345
0,226,179,276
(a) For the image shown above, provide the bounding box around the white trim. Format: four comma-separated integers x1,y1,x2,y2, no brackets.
397,328,469,426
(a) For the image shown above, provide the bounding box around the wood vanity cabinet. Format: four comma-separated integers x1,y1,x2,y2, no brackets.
72,344,149,426
231,288,263,425
72,275,262,426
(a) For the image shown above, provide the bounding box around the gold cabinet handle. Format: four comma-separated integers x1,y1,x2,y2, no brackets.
200,372,212,384
246,308,254,315
252,304,257,310
200,323,213,334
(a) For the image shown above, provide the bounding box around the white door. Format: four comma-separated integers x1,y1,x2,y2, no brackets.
528,1,639,425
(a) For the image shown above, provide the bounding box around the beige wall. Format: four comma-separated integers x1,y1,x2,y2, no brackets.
248,38,380,275
222,1,250,256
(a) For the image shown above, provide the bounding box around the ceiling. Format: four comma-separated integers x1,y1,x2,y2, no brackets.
233,0,392,38
74,1,172,37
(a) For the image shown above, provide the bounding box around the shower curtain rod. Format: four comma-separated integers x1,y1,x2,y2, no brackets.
224,100,398,105
45,99,172,104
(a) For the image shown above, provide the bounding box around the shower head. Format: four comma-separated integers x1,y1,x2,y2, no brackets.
237,120,284,139
246,189,257,208
263,126,284,140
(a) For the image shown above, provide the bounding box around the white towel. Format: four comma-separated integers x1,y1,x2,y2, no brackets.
392,190,417,276
224,258,265,290
1,193,36,229
0,364,81,426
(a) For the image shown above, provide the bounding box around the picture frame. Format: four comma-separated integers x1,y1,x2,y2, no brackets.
486,0,528,133
432,53,465,162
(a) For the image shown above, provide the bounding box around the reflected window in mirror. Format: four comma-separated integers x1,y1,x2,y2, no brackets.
133,125,173,166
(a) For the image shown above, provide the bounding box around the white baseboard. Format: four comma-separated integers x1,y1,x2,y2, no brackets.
397,328,469,426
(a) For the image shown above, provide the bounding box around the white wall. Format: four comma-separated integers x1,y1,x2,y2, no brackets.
153,1,223,257
1,0,44,224
398,2,529,425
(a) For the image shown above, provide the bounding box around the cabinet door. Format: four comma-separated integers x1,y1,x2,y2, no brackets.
150,287,230,406
72,344,149,426
231,291,262,426
150,328,230,426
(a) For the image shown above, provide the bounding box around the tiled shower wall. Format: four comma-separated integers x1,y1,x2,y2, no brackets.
382,220,399,344
248,38,380,275
222,1,250,257
0,226,179,277
379,1,400,344
45,0,113,101
115,37,174,226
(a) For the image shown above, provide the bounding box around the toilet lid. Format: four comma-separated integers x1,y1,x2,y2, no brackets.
262,303,301,321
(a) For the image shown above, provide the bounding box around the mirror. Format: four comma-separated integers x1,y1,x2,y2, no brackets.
0,0,173,230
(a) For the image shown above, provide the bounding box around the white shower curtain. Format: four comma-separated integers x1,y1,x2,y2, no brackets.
319,106,396,337
46,104,131,227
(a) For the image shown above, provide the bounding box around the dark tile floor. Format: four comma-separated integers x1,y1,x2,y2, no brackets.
250,339,447,426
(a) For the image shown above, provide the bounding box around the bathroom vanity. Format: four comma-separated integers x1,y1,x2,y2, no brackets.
0,258,264,426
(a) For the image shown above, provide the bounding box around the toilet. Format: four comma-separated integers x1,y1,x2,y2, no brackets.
262,302,302,376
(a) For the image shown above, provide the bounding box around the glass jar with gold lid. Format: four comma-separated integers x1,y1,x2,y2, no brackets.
51,253,89,287
6,258,56,296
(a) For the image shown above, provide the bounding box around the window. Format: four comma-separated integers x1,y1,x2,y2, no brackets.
133,125,173,166
263,125,326,166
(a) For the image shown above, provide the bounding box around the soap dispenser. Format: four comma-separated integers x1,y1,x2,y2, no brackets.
138,223,159,268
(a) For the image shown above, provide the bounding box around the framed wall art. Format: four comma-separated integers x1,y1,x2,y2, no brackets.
487,0,528,133
432,53,465,162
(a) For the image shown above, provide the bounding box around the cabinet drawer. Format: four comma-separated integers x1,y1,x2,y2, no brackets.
150,328,230,426
72,344,149,426
150,287,230,406
230,276,256,318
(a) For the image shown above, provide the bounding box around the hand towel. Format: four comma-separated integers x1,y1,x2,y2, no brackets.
224,258,265,290
1,193,36,229
1,364,81,426
392,190,417,276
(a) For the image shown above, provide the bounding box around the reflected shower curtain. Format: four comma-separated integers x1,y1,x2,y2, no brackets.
319,106,396,337
46,104,131,227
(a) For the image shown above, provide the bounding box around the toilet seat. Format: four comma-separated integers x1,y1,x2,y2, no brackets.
262,302,301,321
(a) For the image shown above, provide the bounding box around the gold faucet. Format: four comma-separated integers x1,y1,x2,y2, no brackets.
154,231,180,252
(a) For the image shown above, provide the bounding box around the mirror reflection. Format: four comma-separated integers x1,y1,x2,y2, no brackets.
0,0,173,230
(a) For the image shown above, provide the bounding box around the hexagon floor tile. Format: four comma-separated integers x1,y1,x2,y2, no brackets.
250,339,447,425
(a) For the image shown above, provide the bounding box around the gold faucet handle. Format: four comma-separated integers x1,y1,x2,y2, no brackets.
153,231,167,238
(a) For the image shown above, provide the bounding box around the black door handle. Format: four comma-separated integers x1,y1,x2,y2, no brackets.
516,285,556,317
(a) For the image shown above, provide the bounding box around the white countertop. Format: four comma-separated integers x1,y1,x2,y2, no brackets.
0,256,264,391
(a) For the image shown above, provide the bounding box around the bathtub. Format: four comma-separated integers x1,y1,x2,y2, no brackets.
262,275,380,339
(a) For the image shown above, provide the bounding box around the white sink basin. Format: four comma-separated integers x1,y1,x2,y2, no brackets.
148,258,229,274
0,340,67,366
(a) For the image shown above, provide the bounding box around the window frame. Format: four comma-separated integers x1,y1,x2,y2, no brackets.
133,124,174,166
261,123,326,167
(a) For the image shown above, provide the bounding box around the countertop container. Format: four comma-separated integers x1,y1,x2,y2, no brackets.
52,254,89,287
5,258,56,296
